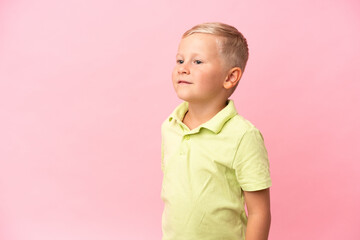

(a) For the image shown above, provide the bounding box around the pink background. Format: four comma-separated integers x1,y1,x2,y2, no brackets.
1,0,359,239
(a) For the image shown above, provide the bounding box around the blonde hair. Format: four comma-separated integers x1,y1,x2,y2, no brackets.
182,22,249,73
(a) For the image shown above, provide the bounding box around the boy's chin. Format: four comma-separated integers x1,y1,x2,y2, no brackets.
176,94,193,102
176,96,203,104
175,92,188,101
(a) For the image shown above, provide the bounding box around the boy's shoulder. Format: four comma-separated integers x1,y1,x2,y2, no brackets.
212,112,262,145
226,113,259,133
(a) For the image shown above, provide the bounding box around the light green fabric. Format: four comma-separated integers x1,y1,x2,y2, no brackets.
161,99,272,240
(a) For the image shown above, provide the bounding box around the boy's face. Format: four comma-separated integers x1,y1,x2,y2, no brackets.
172,33,229,104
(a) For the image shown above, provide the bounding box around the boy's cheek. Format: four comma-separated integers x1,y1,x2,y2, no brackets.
172,71,178,83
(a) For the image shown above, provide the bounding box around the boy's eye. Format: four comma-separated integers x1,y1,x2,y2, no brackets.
177,60,184,64
194,60,202,64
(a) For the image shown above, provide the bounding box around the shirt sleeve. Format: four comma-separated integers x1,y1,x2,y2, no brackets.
233,128,272,191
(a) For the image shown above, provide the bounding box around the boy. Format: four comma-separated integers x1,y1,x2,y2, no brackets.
161,22,272,240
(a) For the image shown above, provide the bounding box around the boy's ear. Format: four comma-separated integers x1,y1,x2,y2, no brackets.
223,67,242,89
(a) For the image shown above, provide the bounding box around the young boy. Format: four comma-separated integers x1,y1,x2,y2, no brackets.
161,22,272,240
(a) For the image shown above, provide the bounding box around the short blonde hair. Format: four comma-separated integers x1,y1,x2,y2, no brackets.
183,22,249,73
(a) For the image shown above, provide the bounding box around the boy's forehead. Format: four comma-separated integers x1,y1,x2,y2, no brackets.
177,33,221,55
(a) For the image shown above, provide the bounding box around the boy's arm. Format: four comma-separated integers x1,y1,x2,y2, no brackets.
244,188,271,240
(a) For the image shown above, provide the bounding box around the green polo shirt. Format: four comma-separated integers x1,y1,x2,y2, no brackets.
161,99,272,240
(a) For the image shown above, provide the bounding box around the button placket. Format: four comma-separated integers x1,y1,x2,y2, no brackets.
180,135,190,157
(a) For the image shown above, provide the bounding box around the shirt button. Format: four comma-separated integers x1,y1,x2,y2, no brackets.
184,135,190,140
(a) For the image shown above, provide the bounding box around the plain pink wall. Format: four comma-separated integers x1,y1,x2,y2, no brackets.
1,0,359,239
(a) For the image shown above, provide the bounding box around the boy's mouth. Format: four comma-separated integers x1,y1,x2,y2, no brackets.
178,80,192,84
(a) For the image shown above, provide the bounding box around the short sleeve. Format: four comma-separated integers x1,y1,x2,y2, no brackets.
233,128,272,191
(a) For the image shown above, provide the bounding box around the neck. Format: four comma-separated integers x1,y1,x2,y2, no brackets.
182,100,228,130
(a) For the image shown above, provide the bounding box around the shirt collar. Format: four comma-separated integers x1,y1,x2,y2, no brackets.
168,99,238,134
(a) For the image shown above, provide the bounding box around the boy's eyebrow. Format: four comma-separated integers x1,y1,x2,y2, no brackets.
176,53,204,58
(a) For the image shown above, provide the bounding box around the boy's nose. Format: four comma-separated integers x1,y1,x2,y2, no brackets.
178,64,190,74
